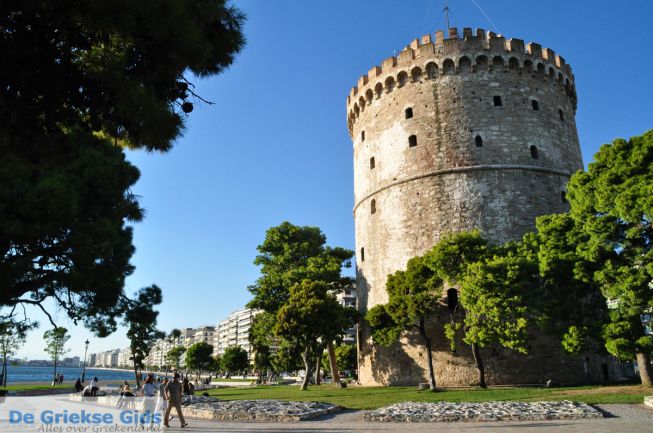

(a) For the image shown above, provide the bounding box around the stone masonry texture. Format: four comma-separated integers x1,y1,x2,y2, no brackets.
346,28,614,386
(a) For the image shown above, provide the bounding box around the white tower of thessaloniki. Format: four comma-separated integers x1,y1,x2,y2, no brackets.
346,27,597,386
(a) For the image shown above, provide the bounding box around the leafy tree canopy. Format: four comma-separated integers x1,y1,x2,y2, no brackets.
248,222,353,313
165,346,186,371
123,285,164,384
567,129,653,384
1,0,246,151
185,341,214,374
274,280,357,389
365,255,441,390
220,346,249,376
0,0,245,336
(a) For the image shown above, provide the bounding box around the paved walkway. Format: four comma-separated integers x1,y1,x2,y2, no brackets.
163,404,653,433
2,396,652,433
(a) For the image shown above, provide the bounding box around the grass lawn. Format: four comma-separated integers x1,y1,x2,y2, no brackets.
1,384,73,392
205,384,650,410
211,378,254,382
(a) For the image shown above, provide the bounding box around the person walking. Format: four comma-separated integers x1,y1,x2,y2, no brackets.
140,374,157,428
154,377,171,422
74,378,83,392
164,373,187,428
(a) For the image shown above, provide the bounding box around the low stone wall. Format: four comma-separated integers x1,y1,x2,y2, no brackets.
364,401,603,422
68,394,341,422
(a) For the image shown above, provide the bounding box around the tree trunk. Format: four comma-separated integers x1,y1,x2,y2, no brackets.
636,352,653,387
470,342,487,388
300,351,312,391
2,352,7,387
326,342,341,384
418,318,437,391
314,347,322,386
52,357,57,386
134,364,140,388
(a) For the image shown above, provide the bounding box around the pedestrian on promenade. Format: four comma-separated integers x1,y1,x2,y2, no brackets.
141,374,157,428
164,373,187,428
90,377,99,396
155,377,171,421
59,373,64,385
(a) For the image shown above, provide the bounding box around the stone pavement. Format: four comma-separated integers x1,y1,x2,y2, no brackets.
163,404,652,433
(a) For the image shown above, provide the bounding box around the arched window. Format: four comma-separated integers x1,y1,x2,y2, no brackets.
475,135,483,147
370,157,375,169
447,288,459,312
366,89,374,104
371,199,376,214
443,58,455,75
361,130,365,142
492,56,505,70
531,100,539,111
459,56,471,73
559,109,565,121
523,59,533,72
508,57,519,70
397,71,408,87
493,95,502,106
530,145,539,159
405,107,413,119
476,55,488,71
426,62,438,79
360,247,365,262
561,191,568,203
411,66,423,82
374,83,383,98
408,135,417,147
385,76,395,93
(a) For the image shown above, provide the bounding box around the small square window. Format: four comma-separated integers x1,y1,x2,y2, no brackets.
405,107,413,119
493,96,502,106
408,135,417,147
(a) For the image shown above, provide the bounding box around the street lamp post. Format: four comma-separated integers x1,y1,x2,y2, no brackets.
81,340,89,383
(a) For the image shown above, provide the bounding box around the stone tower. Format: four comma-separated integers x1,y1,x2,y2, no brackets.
347,28,588,386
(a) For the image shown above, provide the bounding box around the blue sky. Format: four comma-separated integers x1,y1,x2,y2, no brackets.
18,0,653,359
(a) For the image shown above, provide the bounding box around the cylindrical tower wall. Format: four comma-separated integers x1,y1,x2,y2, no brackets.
348,28,606,386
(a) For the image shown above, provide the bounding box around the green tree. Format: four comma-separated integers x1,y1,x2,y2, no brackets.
275,280,357,390
43,327,70,385
567,129,653,386
185,342,214,380
1,0,245,335
220,346,250,378
165,346,186,372
0,319,37,387
458,250,532,362
366,256,441,391
525,214,608,354
208,355,222,376
247,222,354,381
271,341,304,375
123,285,164,387
248,222,353,313
321,344,357,377
335,344,357,375
249,312,275,379
425,230,491,387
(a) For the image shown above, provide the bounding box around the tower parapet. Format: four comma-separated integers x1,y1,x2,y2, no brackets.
346,28,577,136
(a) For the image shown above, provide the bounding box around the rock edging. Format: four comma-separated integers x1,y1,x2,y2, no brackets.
364,400,603,422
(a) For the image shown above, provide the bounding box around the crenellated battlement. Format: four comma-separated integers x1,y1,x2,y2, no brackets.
346,27,577,135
